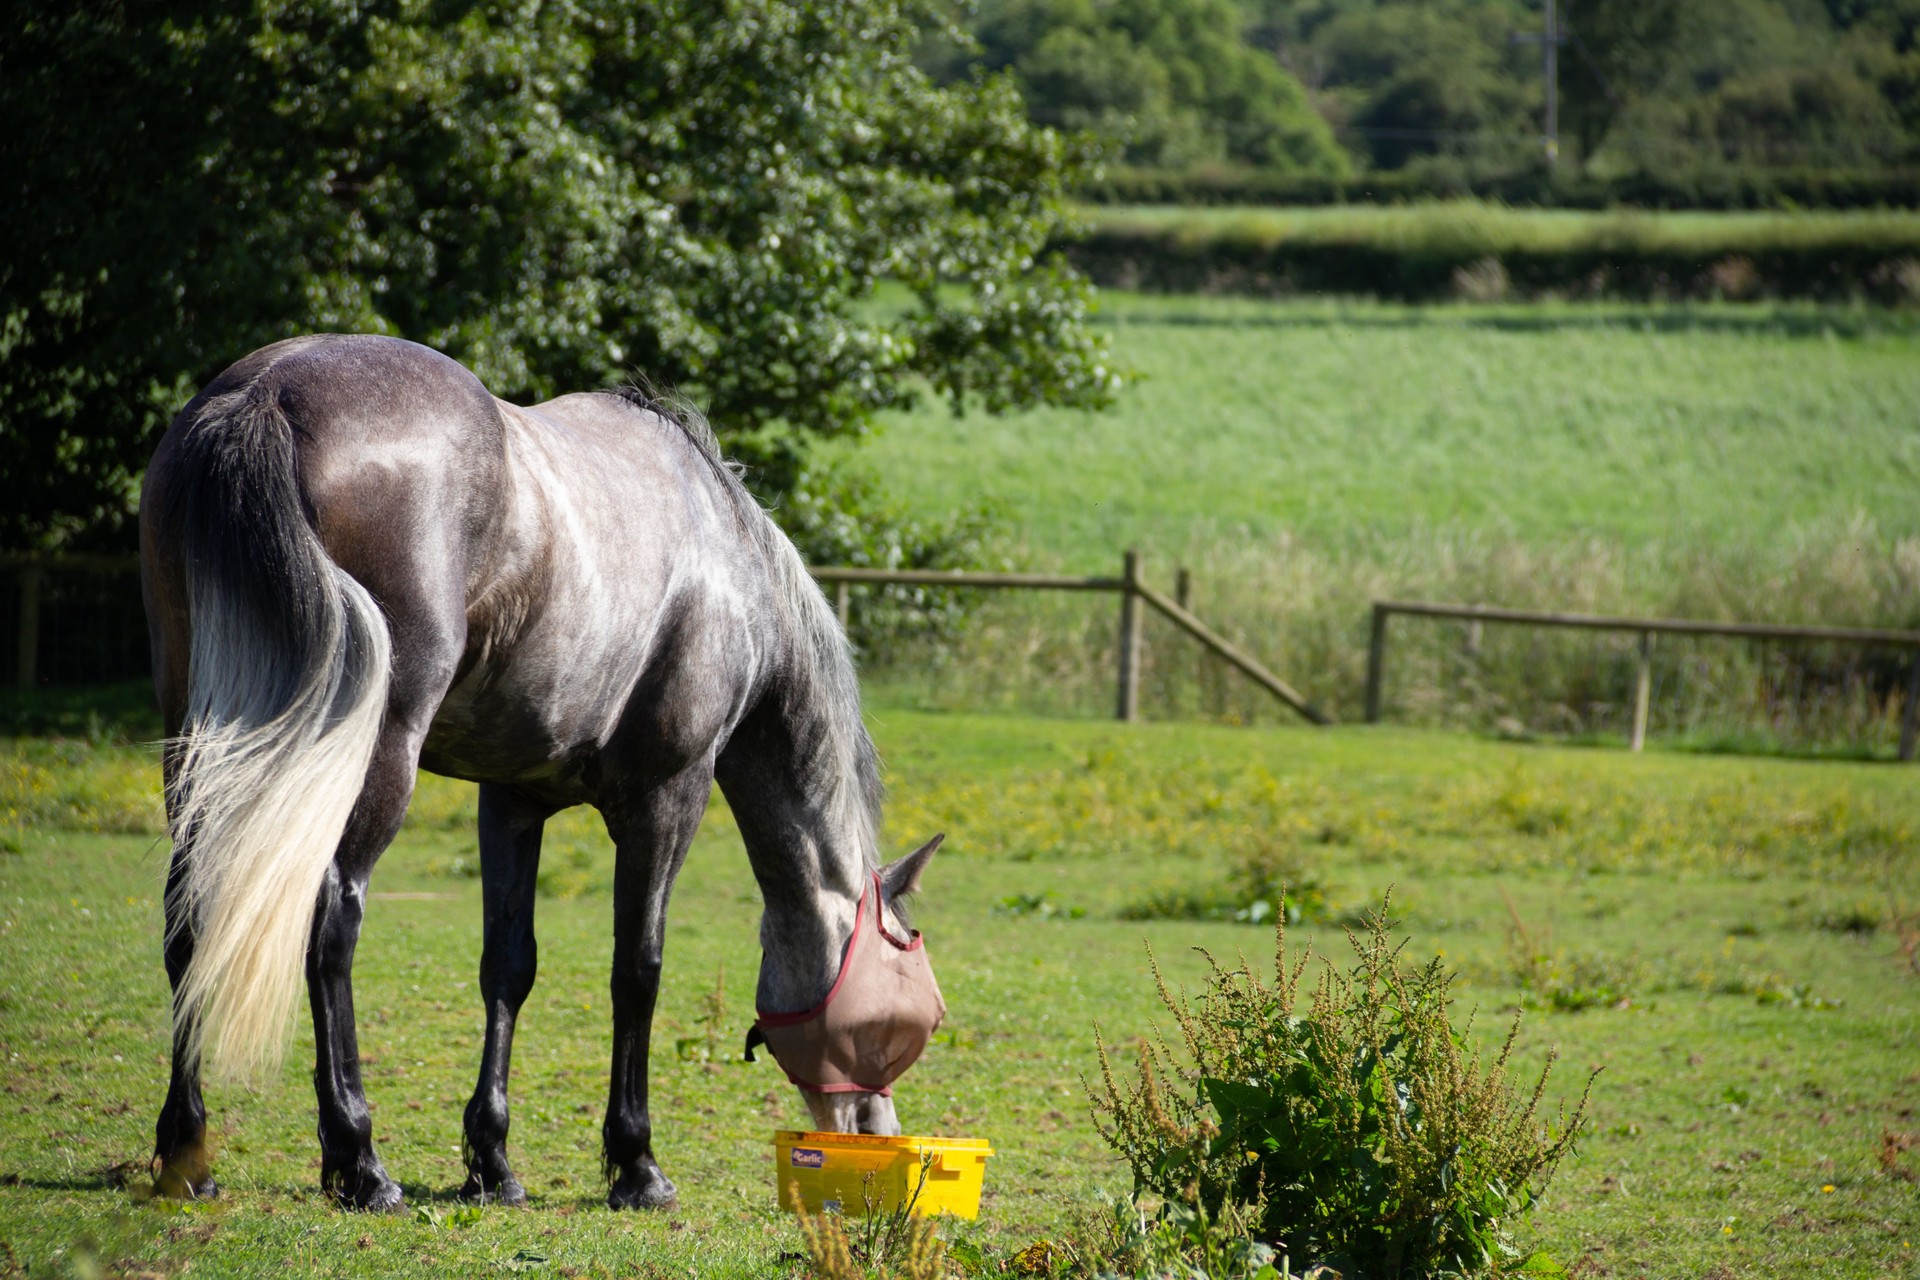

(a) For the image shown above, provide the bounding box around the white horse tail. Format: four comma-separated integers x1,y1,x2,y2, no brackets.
160,382,393,1085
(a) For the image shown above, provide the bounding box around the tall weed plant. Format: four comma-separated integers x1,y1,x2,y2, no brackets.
1089,896,1594,1279
876,518,1920,753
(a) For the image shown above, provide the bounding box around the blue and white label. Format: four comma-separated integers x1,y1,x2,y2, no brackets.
790,1148,825,1168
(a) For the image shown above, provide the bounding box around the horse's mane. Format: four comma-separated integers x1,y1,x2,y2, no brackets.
605,384,884,875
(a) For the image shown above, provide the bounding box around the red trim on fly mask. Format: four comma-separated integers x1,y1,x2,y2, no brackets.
752,872,941,1095
753,881,870,1031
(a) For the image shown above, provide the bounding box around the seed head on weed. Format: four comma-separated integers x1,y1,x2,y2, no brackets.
1087,888,1596,1279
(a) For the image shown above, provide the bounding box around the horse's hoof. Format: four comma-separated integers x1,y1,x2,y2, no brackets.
152,1163,219,1201
459,1171,528,1207
606,1165,676,1211
327,1168,405,1213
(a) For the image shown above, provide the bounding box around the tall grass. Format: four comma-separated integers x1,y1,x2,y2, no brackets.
866,517,1920,752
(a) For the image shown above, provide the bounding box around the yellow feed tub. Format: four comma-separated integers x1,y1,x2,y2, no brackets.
772,1130,994,1219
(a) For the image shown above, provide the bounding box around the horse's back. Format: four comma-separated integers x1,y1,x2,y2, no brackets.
149,333,772,800
424,390,773,790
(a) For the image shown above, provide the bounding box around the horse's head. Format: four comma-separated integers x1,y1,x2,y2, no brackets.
750,835,946,1134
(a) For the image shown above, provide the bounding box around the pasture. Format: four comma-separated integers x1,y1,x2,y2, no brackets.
846,295,1920,744
2,693,1918,1277
853,293,1920,564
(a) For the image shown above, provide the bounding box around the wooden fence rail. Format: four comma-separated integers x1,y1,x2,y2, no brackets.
24,560,1910,751
1364,598,1920,760
2,553,142,689
811,553,1329,724
1,551,1329,725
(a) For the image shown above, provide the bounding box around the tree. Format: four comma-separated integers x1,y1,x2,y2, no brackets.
0,0,1116,550
971,0,1350,173
1564,0,1919,172
1559,0,1689,167
1316,2,1535,170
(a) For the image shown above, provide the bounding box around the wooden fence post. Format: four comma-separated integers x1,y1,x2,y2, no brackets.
1364,603,1389,723
834,580,851,633
1116,549,1142,723
1175,566,1197,715
1901,649,1920,762
1629,631,1653,752
14,565,43,689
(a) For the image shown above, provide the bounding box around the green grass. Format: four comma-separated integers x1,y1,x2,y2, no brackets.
839,293,1920,741
849,294,1920,567
4,697,1919,1276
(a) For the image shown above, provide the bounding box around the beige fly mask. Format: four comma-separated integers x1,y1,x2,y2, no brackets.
748,871,946,1095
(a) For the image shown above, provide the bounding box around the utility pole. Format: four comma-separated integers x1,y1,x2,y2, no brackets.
1513,0,1567,167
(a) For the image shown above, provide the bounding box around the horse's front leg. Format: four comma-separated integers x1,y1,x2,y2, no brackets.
309,733,425,1211
600,765,712,1210
460,785,551,1205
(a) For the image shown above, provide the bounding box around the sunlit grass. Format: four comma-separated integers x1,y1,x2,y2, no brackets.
2,705,1917,1276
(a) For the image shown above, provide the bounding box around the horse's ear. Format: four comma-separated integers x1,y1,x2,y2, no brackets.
881,833,944,900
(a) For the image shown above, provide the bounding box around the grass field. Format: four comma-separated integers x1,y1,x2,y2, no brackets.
839,294,1920,742
853,294,1920,565
3,694,1918,1276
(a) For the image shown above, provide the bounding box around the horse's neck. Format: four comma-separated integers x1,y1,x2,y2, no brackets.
723,669,880,1014
752,839,866,1014
722,546,884,1014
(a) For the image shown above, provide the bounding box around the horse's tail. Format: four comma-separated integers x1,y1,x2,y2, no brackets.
159,382,393,1086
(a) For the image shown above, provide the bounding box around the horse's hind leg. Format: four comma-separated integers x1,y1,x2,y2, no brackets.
305,728,424,1210
154,744,217,1200
460,785,552,1205
150,595,216,1199
308,646,457,1210
600,765,713,1210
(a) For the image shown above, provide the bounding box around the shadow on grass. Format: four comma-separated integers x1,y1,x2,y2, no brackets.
1491,726,1907,765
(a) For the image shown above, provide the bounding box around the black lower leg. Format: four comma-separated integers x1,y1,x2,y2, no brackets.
604,951,675,1209
600,767,710,1210
154,852,216,1199
308,863,402,1211
460,785,547,1205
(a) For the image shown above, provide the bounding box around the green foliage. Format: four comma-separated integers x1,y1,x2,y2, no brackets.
1241,0,1920,177
769,456,1002,654
794,1156,947,1280
1080,163,1920,210
1089,897,1595,1277
1121,843,1340,926
1067,1188,1285,1279
992,890,1088,918
1311,0,1537,172
1066,202,1920,302
963,0,1348,174
0,0,1114,550
1563,0,1919,174
1503,892,1644,1012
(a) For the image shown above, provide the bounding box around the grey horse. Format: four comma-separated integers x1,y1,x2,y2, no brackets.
139,333,943,1211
